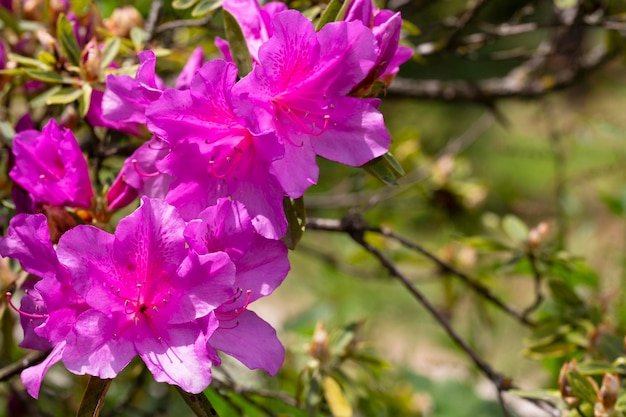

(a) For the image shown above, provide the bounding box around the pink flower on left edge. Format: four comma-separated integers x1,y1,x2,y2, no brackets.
56,197,236,393
10,119,94,209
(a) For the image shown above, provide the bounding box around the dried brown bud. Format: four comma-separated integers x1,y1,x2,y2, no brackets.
308,320,330,365
599,373,619,411
104,6,144,38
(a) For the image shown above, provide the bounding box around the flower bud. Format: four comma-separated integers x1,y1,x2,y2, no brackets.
558,359,578,405
104,6,144,38
528,221,551,248
308,321,331,365
599,373,619,411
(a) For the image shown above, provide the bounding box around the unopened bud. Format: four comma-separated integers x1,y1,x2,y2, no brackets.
599,373,619,411
22,0,43,21
558,359,578,405
104,6,144,38
528,221,551,247
81,38,101,82
308,321,330,365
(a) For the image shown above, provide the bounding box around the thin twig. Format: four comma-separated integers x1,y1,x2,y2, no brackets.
0,350,50,382
522,251,544,319
144,0,164,44
442,0,491,50
155,15,215,35
306,217,535,327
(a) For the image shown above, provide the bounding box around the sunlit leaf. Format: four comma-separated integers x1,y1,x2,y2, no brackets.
172,0,200,9
71,0,92,17
323,376,353,417
25,70,75,84
30,85,63,107
547,278,584,307
223,10,252,77
46,87,83,105
502,214,528,243
130,27,148,52
100,37,121,73
554,0,577,9
458,236,512,252
315,0,342,31
8,53,50,70
57,14,82,66
78,83,93,117
76,377,112,417
192,0,222,17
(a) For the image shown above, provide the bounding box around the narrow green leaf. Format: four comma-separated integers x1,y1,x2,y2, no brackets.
502,214,528,243
362,152,405,186
46,87,83,105
172,0,200,10
8,53,50,69
282,196,306,250
323,376,353,417
37,51,57,67
78,83,93,117
175,387,220,417
130,27,148,52
57,14,82,66
547,278,584,307
191,0,222,17
76,377,112,417
25,69,75,84
554,0,577,9
335,0,354,22
223,10,252,77
0,68,26,76
100,37,121,73
305,370,323,416
30,85,63,107
0,5,20,34
458,236,512,252
402,20,421,36
315,0,343,31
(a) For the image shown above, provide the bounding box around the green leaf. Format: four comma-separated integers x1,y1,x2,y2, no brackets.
502,214,528,243
70,0,92,17
335,0,354,21
458,236,512,252
25,69,75,84
362,152,405,186
30,85,63,107
192,0,222,17
305,370,323,416
172,0,200,9
577,361,624,376
223,10,253,78
46,87,83,105
130,27,148,52
100,37,121,73
566,370,599,405
8,53,50,69
282,196,306,250
323,376,353,417
508,389,563,405
402,20,421,36
57,14,82,67
315,0,343,31
0,5,20,34
554,0,577,9
76,377,112,417
79,83,93,117
175,387,220,417
547,278,584,307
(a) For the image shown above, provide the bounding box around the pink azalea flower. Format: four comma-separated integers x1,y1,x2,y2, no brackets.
146,59,287,239
215,0,287,63
233,10,391,197
345,0,413,84
57,197,236,393
184,198,289,374
0,213,88,398
105,137,173,211
10,119,94,209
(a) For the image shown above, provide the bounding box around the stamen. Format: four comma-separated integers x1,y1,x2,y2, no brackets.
131,159,160,178
219,320,240,330
208,147,244,179
6,292,48,319
215,290,251,320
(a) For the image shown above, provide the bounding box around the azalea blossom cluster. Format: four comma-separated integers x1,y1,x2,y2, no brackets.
1,0,411,398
